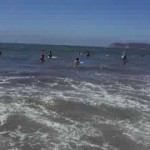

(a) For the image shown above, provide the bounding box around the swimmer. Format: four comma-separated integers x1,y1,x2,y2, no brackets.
73,58,80,66
48,50,52,58
40,50,45,62
121,50,127,65
86,50,90,57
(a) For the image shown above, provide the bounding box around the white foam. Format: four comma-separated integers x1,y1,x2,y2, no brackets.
119,119,150,147
0,76,35,80
0,75,150,149
23,107,102,149
0,103,10,126
0,79,10,84
101,142,118,150
0,98,103,149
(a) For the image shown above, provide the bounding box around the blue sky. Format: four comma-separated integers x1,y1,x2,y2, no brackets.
0,0,150,46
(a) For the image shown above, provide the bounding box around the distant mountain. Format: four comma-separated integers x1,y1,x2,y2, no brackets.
110,43,150,50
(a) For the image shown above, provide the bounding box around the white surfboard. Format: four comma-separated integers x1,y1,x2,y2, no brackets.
51,56,57,59
47,56,57,59
121,55,125,59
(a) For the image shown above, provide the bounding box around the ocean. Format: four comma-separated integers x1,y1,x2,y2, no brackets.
0,43,150,150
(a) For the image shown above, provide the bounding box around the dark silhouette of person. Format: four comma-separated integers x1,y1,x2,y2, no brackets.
121,50,127,65
40,50,45,62
48,50,52,58
87,51,90,57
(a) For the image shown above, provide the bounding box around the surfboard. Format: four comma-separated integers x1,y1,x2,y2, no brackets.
121,55,125,59
52,56,57,59
47,56,57,59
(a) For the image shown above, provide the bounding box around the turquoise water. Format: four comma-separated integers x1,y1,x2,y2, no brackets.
0,43,150,150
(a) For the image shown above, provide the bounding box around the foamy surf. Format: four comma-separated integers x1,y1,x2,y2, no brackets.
0,73,149,150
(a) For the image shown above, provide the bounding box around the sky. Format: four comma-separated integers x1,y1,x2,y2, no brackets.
0,0,150,46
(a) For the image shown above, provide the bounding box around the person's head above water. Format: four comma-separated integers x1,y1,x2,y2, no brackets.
73,58,80,66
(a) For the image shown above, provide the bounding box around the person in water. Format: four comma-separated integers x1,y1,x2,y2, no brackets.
48,50,52,58
40,50,45,62
73,58,80,66
121,50,127,65
86,50,90,57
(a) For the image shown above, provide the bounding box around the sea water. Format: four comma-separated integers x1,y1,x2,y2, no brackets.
0,43,150,150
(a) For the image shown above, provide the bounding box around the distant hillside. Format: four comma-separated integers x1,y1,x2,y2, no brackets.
110,43,150,50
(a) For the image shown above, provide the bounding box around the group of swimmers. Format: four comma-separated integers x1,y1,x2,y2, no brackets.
75,50,128,66
40,50,91,66
40,49,128,66
72,50,91,66
40,50,53,62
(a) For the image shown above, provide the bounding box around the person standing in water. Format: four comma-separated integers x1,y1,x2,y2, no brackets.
86,50,90,57
73,58,80,67
40,50,45,62
121,50,127,65
48,50,52,58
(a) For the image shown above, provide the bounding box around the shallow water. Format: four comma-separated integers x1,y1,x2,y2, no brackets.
0,43,150,150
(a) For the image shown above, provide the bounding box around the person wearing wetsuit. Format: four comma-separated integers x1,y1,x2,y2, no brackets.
86,51,90,57
48,50,52,58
